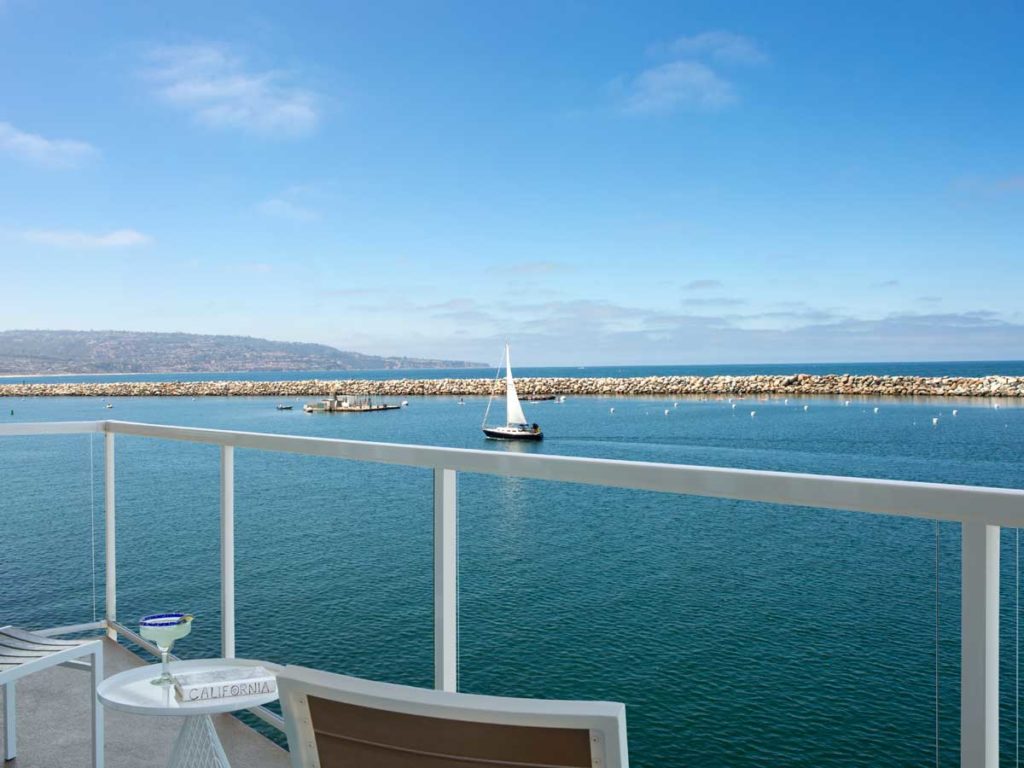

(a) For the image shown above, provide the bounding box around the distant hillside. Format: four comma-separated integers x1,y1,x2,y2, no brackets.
0,330,485,375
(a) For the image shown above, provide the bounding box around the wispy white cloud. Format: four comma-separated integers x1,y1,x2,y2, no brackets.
317,288,376,298
363,299,1024,365
614,61,735,114
257,183,323,220
683,297,746,307
955,174,1024,196
257,197,319,221
487,260,572,276
21,229,152,248
683,279,723,291
0,122,98,168
996,176,1024,193
142,43,320,138
615,30,765,116
655,31,768,66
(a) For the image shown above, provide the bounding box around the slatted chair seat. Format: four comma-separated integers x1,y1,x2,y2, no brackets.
0,627,91,671
278,665,629,768
1,625,104,766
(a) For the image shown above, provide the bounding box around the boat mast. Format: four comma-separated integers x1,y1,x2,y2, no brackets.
480,345,504,429
504,343,528,427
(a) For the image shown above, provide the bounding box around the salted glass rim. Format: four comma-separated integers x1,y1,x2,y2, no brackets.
140,612,192,627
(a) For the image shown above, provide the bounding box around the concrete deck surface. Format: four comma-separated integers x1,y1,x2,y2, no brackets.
1,638,289,767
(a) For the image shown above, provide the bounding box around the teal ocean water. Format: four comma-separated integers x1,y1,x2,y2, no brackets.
2,374,1024,765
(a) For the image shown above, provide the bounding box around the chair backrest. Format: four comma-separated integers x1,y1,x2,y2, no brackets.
278,665,628,768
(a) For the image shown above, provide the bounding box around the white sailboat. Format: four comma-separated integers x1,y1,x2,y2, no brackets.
482,343,543,441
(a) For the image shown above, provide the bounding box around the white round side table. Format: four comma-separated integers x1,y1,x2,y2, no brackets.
97,658,280,768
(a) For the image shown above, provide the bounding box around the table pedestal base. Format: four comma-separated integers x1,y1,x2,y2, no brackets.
167,715,230,768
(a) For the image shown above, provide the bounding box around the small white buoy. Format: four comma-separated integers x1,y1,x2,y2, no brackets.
803,405,809,411
844,400,850,406
664,409,670,415
952,409,958,416
731,403,737,410
750,410,756,418
728,398,733,404
401,400,409,406
610,407,615,414
994,403,1000,409
784,398,789,405
932,417,939,426
873,407,879,414
673,402,678,408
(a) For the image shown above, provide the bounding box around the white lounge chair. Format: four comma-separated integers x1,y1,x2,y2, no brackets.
278,665,628,768
0,625,103,767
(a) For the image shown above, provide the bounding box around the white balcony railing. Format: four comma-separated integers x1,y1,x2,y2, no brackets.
3,418,1023,767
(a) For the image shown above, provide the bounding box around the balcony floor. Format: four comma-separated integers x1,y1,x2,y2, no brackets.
1,637,289,768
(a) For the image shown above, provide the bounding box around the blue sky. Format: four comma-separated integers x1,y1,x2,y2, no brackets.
1,1,1022,365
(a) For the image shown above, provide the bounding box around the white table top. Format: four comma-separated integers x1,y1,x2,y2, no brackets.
97,658,280,716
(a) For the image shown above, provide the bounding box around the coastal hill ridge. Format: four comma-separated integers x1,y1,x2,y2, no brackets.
0,330,485,375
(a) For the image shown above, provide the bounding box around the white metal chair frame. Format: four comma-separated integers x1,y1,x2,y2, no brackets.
278,664,628,768
0,625,104,767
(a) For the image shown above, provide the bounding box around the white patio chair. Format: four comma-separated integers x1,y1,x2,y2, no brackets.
0,625,103,767
278,665,628,768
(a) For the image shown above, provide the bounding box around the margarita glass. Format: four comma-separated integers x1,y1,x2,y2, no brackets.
139,613,193,686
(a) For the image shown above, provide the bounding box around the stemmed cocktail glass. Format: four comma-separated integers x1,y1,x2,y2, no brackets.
139,613,193,686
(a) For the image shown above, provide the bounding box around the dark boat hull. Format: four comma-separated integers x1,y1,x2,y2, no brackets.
482,426,544,441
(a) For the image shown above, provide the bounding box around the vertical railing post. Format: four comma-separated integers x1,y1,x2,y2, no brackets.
104,431,117,640
961,521,999,768
221,445,235,659
434,467,457,691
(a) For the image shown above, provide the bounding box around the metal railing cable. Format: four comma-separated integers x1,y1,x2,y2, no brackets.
935,521,941,768
89,433,98,623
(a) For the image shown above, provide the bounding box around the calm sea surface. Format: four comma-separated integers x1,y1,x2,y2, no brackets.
2,363,1024,766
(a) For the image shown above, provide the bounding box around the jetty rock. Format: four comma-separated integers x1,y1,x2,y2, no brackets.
0,374,1022,399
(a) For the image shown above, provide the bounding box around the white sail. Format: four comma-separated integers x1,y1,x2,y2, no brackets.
504,344,528,426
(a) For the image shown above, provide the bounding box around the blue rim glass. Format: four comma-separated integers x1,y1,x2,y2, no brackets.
140,612,189,626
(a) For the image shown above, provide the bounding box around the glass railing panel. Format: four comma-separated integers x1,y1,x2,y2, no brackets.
458,475,961,767
0,432,102,630
114,435,221,658
234,451,433,688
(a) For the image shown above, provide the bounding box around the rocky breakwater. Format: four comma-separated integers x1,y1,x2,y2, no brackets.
1,374,1023,398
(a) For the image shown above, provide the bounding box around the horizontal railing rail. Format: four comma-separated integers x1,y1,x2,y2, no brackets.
0,420,104,436
1,418,1018,766
2,419,1022,524
101,420,1024,525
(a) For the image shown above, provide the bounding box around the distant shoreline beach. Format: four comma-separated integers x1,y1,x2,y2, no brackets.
1,374,1021,398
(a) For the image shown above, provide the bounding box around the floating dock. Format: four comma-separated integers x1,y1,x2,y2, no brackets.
304,392,402,413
